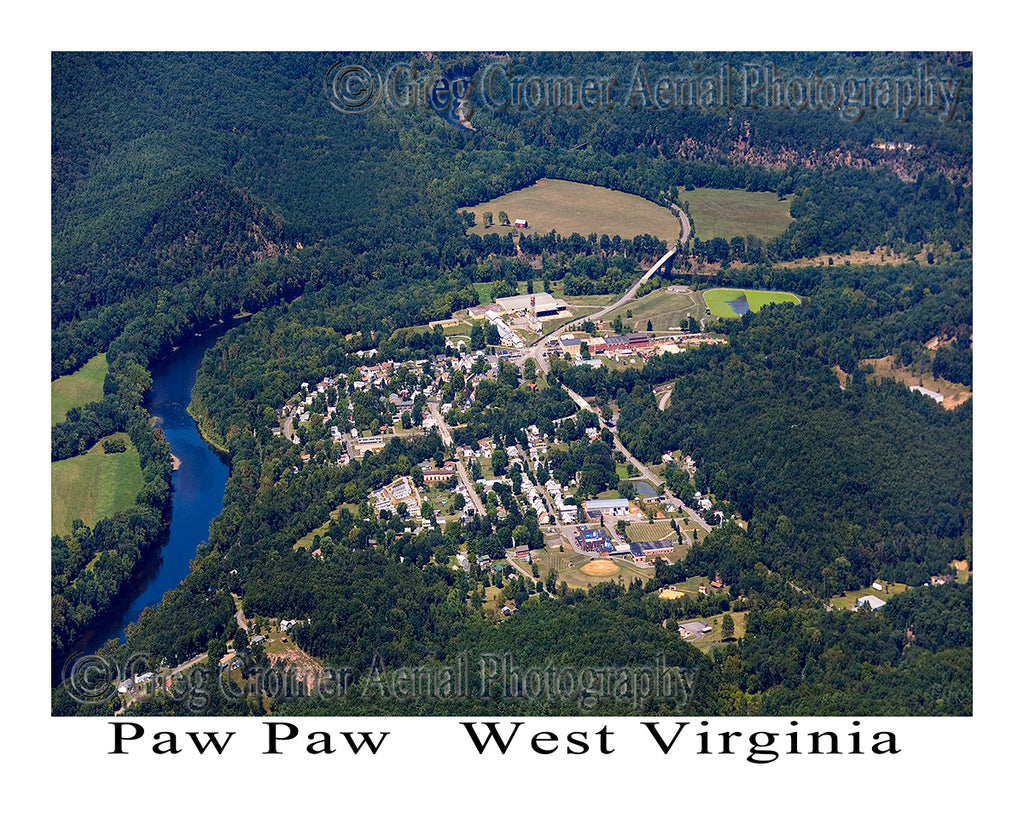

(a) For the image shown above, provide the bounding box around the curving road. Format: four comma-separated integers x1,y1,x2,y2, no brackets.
528,245,678,378
518,204,711,533
527,203,689,377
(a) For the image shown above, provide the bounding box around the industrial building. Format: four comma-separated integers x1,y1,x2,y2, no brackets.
495,292,568,318
583,498,631,519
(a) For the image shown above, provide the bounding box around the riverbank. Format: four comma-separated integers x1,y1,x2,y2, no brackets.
69,323,235,655
187,402,230,454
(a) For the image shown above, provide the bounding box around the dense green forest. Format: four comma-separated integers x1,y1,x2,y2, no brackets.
52,52,971,717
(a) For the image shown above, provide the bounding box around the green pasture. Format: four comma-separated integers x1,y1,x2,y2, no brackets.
703,288,800,318
680,187,793,241
465,178,681,244
51,433,144,537
601,288,705,332
51,353,108,426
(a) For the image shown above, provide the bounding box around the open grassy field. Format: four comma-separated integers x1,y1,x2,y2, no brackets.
687,611,749,653
515,547,654,591
680,187,793,241
952,560,971,583
600,288,705,332
703,288,801,318
664,576,714,597
292,503,361,550
51,352,107,426
464,178,681,243
51,433,143,536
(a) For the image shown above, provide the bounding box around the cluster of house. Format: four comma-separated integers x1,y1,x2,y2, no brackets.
691,491,723,521
367,463,475,529
455,552,512,577
457,424,591,528
473,440,553,525
274,349,502,464
116,671,157,695
544,477,578,523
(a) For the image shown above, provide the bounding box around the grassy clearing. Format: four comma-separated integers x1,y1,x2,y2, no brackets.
859,355,972,410
562,293,620,308
830,581,911,611
687,611,749,653
951,560,971,584
465,178,681,243
680,187,792,241
666,576,714,596
472,282,496,305
293,503,360,550
51,353,107,426
402,319,475,339
703,288,801,318
52,433,143,536
600,288,705,333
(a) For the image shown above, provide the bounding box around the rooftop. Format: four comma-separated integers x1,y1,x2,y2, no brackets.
495,293,566,313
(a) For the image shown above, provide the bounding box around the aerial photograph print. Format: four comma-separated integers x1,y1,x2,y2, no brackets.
51,51,973,723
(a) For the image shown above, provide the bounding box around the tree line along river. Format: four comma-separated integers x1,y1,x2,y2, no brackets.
71,323,234,661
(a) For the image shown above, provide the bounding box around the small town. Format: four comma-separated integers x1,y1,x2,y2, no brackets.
260,279,739,620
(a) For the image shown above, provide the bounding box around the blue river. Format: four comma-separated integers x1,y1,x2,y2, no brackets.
76,322,233,655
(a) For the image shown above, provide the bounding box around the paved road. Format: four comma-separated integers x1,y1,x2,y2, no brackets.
522,204,688,378
427,401,487,517
670,203,692,245
556,354,711,534
528,245,679,377
511,207,709,535
232,593,248,633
